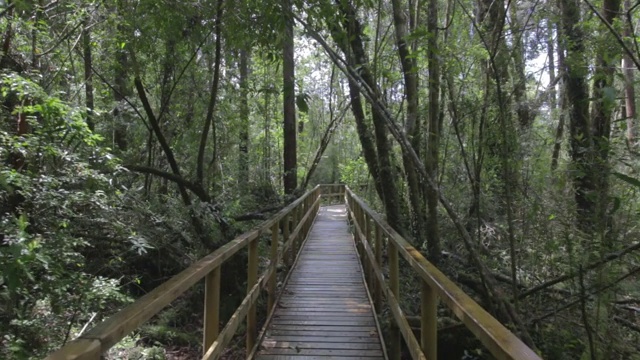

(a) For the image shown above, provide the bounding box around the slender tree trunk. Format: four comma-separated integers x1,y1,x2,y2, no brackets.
338,0,410,236
262,70,272,186
550,16,566,171
623,0,636,146
510,3,531,128
590,0,621,238
82,19,94,131
0,2,13,70
301,105,348,189
341,59,384,200
282,0,297,194
113,0,129,151
239,48,250,192
425,0,441,262
390,0,427,247
197,0,223,186
561,0,592,232
31,1,41,69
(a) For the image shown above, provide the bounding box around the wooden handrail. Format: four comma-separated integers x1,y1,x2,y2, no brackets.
46,185,330,360
46,183,538,360
345,187,542,360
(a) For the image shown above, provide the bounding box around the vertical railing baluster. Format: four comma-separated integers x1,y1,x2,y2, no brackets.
352,200,359,244
374,222,382,311
389,240,401,360
297,200,303,254
422,281,438,359
246,238,258,351
268,222,279,312
302,196,307,241
305,195,312,237
203,266,221,355
292,204,300,257
364,213,372,288
283,213,291,268
356,203,363,258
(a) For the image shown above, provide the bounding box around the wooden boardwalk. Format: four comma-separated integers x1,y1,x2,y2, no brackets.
256,205,386,360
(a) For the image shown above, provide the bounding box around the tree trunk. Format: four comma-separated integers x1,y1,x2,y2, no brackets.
550,15,566,171
282,0,297,194
0,2,14,71
509,3,531,128
338,0,410,236
197,0,223,186
390,0,428,248
239,48,250,192
301,104,347,189
623,0,636,147
425,0,441,262
589,0,621,238
560,0,592,233
82,19,94,131
113,0,130,151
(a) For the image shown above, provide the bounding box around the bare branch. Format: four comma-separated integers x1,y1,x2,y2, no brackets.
123,164,209,203
583,0,640,71
519,242,640,299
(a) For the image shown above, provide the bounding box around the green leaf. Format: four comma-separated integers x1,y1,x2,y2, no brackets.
612,172,640,188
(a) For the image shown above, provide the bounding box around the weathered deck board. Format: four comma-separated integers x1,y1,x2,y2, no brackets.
256,205,385,360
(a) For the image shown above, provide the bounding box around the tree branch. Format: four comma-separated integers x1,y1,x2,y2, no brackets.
123,164,209,202
583,0,640,71
530,265,640,324
197,0,224,185
128,48,198,208
519,241,640,299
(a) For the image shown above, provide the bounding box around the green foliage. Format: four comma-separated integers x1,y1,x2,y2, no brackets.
613,172,640,189
339,156,368,186
0,74,133,358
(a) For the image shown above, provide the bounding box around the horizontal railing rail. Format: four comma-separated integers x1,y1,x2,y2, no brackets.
46,185,339,360
345,187,542,360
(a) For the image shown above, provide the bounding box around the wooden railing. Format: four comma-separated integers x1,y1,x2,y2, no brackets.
47,183,540,360
46,185,345,360
345,187,542,360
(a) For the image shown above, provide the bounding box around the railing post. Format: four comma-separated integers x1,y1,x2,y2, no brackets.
268,222,279,312
354,203,362,254
305,195,312,237
374,222,382,311
364,213,372,288
422,281,438,359
247,238,258,352
389,240,401,360
301,197,307,241
283,213,291,268
357,205,366,279
203,266,221,355
290,201,304,258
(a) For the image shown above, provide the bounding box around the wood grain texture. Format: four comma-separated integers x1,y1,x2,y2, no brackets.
256,205,385,360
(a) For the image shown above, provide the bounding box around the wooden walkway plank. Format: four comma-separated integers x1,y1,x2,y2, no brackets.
256,205,386,360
